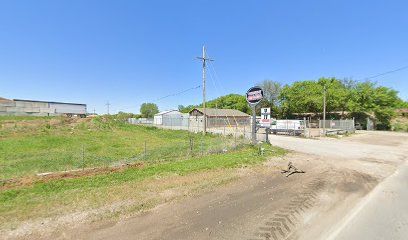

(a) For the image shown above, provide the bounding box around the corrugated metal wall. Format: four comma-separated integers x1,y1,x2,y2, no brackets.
0,99,87,116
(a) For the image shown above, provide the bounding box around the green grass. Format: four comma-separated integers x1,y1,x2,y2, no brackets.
0,117,242,179
0,143,285,226
0,116,287,229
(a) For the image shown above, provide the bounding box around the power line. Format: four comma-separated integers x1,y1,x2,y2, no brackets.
114,84,202,112
357,64,408,81
155,85,201,101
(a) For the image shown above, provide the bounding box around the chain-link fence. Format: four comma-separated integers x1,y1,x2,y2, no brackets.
128,116,356,140
4,127,250,180
128,118,153,124
318,119,355,134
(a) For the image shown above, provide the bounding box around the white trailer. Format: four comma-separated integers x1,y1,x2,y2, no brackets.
270,119,305,136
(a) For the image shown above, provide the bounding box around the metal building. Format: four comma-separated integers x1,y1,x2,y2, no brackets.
154,110,187,125
0,97,87,117
189,108,250,127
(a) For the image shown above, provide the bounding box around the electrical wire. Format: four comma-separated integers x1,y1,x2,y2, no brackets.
115,85,201,112
155,85,201,101
357,64,408,81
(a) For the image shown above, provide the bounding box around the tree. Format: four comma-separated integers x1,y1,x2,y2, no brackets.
317,78,352,118
279,80,324,117
205,94,250,114
178,104,195,113
180,94,251,114
258,80,282,107
140,103,159,118
348,82,401,129
257,80,282,117
279,77,357,119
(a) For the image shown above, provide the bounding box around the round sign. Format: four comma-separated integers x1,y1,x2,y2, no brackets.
246,86,263,106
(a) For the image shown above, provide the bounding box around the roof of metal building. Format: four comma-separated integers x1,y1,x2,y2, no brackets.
13,99,86,106
154,110,182,116
0,97,13,102
191,108,250,117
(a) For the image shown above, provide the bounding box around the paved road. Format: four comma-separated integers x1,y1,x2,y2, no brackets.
328,162,408,240
265,131,407,163
268,132,408,239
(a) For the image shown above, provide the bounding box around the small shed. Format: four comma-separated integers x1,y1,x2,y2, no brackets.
154,110,186,125
189,108,250,127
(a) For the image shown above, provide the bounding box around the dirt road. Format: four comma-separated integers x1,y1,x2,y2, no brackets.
47,132,408,239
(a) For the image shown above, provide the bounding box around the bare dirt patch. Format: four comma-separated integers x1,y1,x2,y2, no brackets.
0,162,144,190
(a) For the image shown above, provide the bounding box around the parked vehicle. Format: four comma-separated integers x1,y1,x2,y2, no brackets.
269,119,305,136
355,122,363,130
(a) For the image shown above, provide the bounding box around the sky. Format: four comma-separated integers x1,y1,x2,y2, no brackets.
1,0,407,114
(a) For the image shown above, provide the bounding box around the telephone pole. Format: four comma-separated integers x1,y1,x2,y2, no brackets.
323,86,326,136
197,45,213,135
106,101,110,115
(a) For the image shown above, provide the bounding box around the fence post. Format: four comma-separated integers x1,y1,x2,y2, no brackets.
81,144,85,170
144,141,147,160
189,136,193,155
200,136,204,156
234,125,237,147
303,117,307,138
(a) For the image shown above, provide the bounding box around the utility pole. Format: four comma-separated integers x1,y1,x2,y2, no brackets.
197,45,213,135
106,101,110,115
323,86,326,136
322,79,334,136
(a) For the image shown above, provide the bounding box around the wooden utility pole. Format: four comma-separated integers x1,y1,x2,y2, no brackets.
197,45,213,135
323,86,326,136
106,101,110,115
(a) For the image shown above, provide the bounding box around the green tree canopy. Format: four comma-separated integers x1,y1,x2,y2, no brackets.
140,103,159,118
348,82,401,129
178,94,251,114
279,80,324,116
278,78,403,129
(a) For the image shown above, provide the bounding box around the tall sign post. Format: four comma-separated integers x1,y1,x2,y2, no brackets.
261,107,271,143
246,86,264,144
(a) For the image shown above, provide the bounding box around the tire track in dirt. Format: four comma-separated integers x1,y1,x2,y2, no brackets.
249,178,326,240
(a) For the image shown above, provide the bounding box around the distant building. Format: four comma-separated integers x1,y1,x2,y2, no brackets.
154,110,187,125
189,108,250,127
0,97,87,117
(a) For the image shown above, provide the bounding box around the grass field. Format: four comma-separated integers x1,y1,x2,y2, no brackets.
0,116,244,179
0,116,286,233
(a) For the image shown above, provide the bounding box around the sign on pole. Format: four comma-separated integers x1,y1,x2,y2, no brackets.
246,86,264,106
246,86,264,144
260,107,271,127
